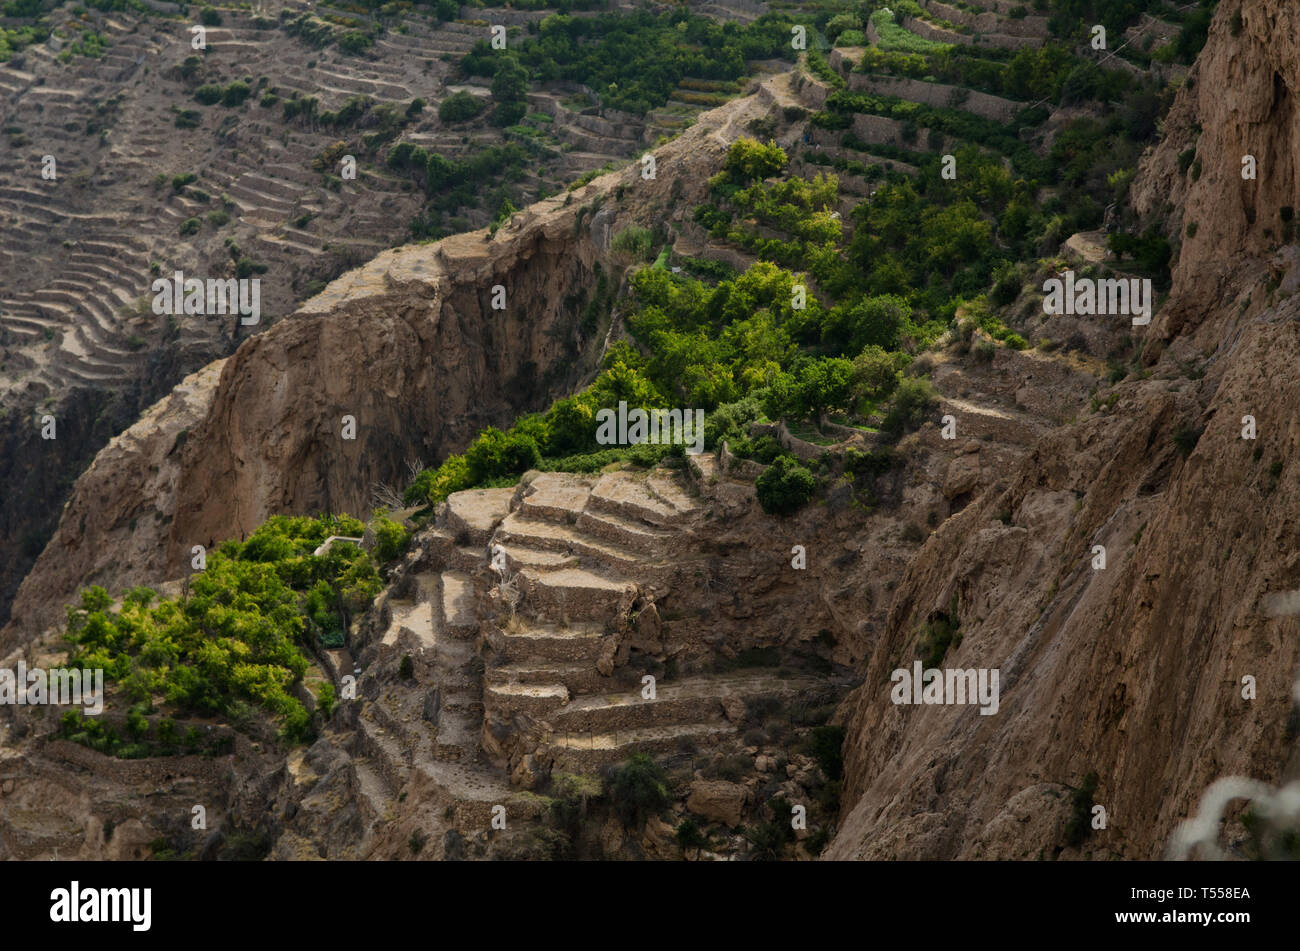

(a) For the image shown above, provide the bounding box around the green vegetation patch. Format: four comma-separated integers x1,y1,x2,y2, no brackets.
64,514,403,742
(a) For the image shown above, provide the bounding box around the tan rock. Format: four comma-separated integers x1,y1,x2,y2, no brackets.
721,697,746,723
600,816,624,857
510,754,540,789
942,453,981,500
686,780,749,828
641,815,679,860
596,636,619,677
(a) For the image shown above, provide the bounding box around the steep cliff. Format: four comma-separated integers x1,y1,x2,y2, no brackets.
830,0,1300,860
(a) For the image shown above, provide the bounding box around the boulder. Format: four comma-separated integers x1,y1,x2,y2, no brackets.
721,696,746,724
686,780,750,827
943,452,981,500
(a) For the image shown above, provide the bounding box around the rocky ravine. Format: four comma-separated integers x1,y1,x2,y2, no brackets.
829,0,1300,860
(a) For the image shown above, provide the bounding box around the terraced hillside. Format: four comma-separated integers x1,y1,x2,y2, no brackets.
0,2,677,390
10,0,1274,865
0,0,791,628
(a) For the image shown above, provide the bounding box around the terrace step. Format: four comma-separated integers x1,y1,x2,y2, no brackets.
588,470,678,526
495,512,647,575
484,680,570,718
544,721,734,771
484,661,608,694
494,619,605,665
440,487,514,544
515,472,592,523
551,673,816,733
573,508,674,554
440,570,478,637
518,566,634,623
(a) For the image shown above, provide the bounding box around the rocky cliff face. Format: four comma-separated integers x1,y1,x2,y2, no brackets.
829,0,1300,860
1131,0,1295,349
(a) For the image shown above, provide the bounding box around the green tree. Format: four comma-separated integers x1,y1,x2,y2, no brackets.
721,137,788,184
851,345,908,407
438,90,486,123
605,753,671,830
464,427,542,483
676,818,709,860
755,455,816,516
371,516,410,563
825,12,861,42
544,396,598,456
490,57,530,127
795,357,854,421
880,378,937,442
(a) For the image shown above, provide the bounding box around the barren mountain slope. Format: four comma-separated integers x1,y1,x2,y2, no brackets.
829,0,1300,861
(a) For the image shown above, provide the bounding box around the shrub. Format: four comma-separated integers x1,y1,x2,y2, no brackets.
221,81,251,107
372,516,410,563
178,217,201,236
844,446,897,480
399,654,414,680
755,455,816,516
194,84,223,105
880,377,937,441
464,427,542,483
825,12,861,43
605,753,671,830
737,434,782,464
234,257,268,278
807,724,845,780
338,31,372,55
611,225,654,261
675,818,709,858
317,682,336,719
721,137,788,185
745,797,796,860
439,91,486,123
917,601,961,668
543,396,597,456
403,453,473,506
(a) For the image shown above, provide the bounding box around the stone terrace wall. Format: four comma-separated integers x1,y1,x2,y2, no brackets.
39,738,239,788
848,73,1025,122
